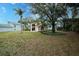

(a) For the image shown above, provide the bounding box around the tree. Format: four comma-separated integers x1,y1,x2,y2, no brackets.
35,18,48,31
18,18,30,31
65,4,79,32
66,3,79,18
18,17,36,31
14,8,24,32
18,19,27,30
32,3,66,33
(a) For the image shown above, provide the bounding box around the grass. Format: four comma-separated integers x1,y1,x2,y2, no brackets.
0,31,79,56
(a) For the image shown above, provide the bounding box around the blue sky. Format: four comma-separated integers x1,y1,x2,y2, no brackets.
0,3,32,24
0,3,72,24
67,7,72,18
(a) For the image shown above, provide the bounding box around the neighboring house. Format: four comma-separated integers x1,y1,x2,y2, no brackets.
0,23,22,32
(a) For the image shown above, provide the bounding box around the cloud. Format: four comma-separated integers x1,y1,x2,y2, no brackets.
1,7,6,13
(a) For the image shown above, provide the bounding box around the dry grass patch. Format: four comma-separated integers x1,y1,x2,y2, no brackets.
0,31,79,56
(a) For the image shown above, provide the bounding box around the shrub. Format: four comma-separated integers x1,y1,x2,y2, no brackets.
57,27,63,31
72,23,79,32
24,28,30,31
65,24,72,31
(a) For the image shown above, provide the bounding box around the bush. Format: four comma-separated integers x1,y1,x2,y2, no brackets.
72,23,79,32
64,24,72,31
57,27,63,31
24,28,30,31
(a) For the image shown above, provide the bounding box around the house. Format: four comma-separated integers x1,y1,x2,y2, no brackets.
0,23,22,32
25,20,62,32
29,22,42,32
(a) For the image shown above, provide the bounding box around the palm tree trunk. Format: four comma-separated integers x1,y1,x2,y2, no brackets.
20,15,23,33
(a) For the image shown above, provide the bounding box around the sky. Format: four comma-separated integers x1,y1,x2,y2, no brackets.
0,3,72,24
0,3,32,24
67,7,72,18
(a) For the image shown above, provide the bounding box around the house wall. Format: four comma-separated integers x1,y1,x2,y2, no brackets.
30,23,39,32
15,24,21,31
35,24,39,32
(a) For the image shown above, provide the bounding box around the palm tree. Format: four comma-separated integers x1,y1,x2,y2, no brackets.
14,8,24,32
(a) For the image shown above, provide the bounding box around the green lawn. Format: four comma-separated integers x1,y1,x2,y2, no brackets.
0,31,79,56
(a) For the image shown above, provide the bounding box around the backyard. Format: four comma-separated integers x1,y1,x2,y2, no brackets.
0,31,79,56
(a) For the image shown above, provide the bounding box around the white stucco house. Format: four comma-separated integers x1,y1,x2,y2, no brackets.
25,21,52,32
29,22,42,32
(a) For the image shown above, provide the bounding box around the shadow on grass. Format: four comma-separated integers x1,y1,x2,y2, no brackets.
40,31,66,36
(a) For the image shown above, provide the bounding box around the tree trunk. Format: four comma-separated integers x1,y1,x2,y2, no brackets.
20,15,23,33
21,24,23,33
63,20,66,31
41,25,44,31
51,21,55,33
